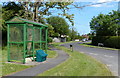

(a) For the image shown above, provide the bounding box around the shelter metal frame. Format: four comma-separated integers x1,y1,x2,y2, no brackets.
6,17,48,64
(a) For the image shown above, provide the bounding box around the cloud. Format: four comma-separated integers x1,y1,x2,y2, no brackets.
98,0,113,2
91,3,115,7
74,0,119,2
91,4,103,7
93,0,119,3
90,0,118,7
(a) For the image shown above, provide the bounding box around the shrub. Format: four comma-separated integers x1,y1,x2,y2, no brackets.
66,37,71,41
48,37,53,43
92,36,120,49
92,36,110,46
104,36,120,49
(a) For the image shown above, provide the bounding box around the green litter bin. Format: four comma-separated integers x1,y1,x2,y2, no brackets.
36,50,48,62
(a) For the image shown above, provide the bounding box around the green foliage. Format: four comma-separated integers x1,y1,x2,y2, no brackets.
53,33,59,37
2,2,25,46
2,2,24,31
2,2,73,32
0,4,2,30
2,2,75,45
80,42,118,50
79,36,84,40
47,37,53,43
47,50,57,58
46,24,55,36
68,29,78,40
2,63,32,76
19,2,73,24
1,47,32,76
87,33,94,40
66,37,71,41
92,36,120,49
104,36,120,49
39,44,112,76
59,13,74,26
92,36,110,46
47,16,69,36
90,10,120,36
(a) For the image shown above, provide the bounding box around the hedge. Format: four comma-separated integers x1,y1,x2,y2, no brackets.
92,36,120,49
92,36,110,46
104,36,120,49
66,37,71,41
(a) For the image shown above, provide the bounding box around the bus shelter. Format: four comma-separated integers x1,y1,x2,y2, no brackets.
6,17,48,64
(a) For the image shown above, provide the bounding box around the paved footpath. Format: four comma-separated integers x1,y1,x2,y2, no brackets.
62,42,119,76
7,48,69,76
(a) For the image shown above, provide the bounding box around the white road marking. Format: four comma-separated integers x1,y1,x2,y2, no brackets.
89,53,98,55
89,53,94,54
93,53,98,55
80,52,84,53
104,55,113,58
107,64,112,67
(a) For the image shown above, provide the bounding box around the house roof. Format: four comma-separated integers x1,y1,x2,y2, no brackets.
5,17,48,27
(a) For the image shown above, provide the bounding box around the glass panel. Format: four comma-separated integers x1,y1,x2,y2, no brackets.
42,28,46,41
41,42,46,50
27,27,33,41
34,28,40,42
9,24,23,42
9,43,23,62
26,27,33,56
26,42,33,55
34,43,40,50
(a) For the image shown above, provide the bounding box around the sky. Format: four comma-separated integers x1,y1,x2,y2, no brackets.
68,1,118,35
50,1,118,35
0,0,119,35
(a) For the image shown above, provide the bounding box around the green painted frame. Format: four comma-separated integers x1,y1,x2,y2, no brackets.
6,17,48,64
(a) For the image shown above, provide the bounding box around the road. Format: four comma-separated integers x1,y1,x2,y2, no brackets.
61,42,118,76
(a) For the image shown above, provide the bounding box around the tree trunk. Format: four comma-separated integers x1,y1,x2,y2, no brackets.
27,1,40,54
27,1,42,54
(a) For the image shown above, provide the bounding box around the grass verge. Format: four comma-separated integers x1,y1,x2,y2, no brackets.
0,47,33,76
38,43,112,76
2,63,33,76
1,46,57,76
80,43,118,51
47,50,57,58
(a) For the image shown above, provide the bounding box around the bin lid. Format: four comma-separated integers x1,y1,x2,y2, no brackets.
36,50,48,56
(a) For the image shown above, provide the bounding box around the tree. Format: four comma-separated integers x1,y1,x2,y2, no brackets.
2,2,24,31
2,2,73,46
45,24,55,36
47,16,70,36
68,28,78,41
2,2,24,46
2,1,111,30
90,10,120,36
0,4,2,30
17,1,73,23
2,1,113,45
87,32,94,40
15,1,109,25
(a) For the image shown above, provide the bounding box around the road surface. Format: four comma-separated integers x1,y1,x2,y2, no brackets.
61,42,119,76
